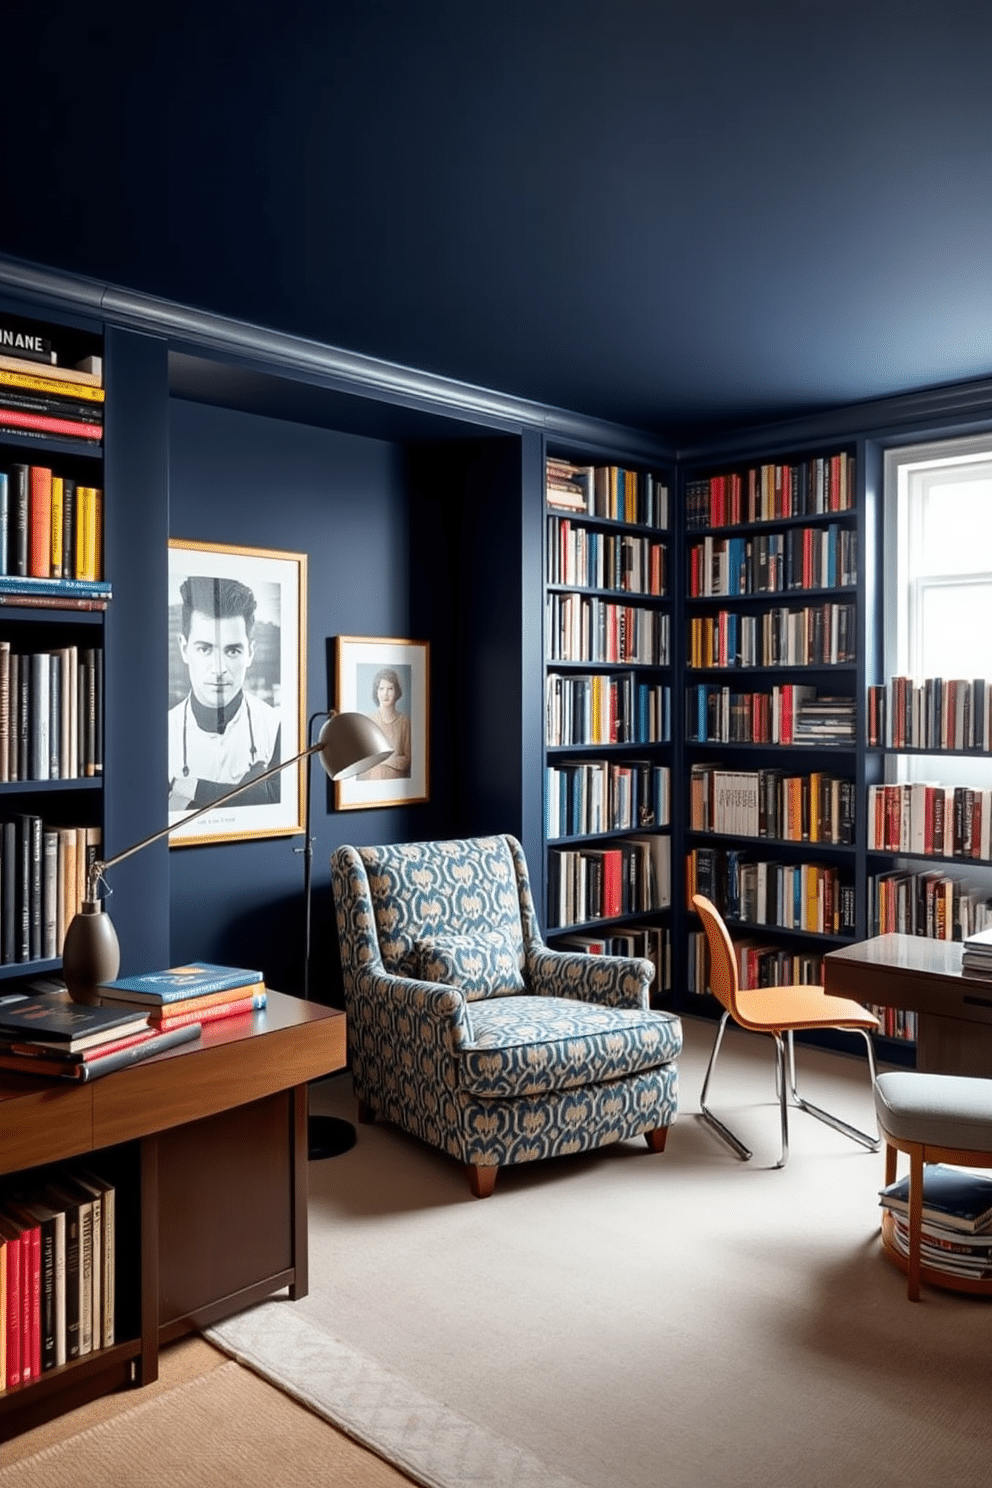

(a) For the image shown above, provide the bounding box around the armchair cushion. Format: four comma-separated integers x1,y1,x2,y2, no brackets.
416,929,525,1000
459,995,682,1098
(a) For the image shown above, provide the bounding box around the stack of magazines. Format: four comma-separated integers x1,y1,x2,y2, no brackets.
97,961,266,1031
0,989,200,1081
879,1163,992,1280
961,926,992,976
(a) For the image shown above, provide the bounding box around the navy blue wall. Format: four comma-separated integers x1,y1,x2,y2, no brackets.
166,397,460,1002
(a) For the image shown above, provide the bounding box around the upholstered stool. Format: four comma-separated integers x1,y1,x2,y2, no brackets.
874,1070,992,1300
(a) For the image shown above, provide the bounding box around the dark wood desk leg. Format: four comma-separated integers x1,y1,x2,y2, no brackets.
289,1084,308,1301
136,1134,160,1385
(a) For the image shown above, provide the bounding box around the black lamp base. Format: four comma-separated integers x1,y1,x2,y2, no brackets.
307,1113,357,1161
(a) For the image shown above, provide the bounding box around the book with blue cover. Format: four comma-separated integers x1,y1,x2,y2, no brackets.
99,961,264,1005
879,1163,992,1234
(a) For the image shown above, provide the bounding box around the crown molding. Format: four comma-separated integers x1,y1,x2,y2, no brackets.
0,252,675,464
677,376,992,463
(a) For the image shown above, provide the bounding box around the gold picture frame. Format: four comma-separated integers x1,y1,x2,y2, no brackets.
333,635,429,809
167,539,307,845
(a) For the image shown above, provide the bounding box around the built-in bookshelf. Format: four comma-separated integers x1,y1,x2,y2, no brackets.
681,448,865,1026
543,454,673,1001
0,311,107,980
0,1163,117,1388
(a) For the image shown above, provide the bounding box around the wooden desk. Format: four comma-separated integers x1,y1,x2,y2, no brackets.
0,991,346,1441
824,934,992,1074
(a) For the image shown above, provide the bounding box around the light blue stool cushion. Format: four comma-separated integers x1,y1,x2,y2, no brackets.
874,1071,992,1150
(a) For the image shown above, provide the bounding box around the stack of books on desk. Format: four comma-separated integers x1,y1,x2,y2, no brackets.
879,1163,992,1280
961,926,992,976
98,961,266,1031
0,990,200,1081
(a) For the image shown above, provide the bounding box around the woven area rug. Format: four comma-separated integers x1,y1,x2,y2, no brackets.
207,1015,992,1488
0,1358,401,1487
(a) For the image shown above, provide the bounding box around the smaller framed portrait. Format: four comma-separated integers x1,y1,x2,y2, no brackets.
168,539,307,846
334,636,429,809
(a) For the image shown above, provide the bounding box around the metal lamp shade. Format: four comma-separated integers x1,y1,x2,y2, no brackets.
59,708,391,1003
317,711,392,779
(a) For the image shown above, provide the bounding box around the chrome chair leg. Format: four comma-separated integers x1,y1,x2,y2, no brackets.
786,1029,880,1152
698,1010,753,1162
773,1034,790,1168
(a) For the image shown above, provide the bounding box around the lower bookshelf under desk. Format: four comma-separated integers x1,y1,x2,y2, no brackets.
0,991,346,1441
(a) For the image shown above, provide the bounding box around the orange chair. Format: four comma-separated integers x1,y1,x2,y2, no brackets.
692,894,880,1168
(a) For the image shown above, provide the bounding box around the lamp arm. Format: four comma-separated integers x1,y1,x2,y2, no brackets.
86,738,326,901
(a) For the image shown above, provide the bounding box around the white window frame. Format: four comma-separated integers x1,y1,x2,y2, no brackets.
883,433,992,787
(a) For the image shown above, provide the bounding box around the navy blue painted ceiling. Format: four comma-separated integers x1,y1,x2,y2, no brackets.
3,1,991,440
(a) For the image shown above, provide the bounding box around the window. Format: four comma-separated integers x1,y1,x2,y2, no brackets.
884,434,992,785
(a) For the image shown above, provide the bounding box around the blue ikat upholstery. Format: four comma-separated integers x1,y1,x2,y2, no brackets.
331,834,682,1181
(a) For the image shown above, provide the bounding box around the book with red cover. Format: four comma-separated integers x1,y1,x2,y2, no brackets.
28,465,52,578
4,1206,41,1382
154,987,266,1032
0,1214,23,1387
0,407,102,442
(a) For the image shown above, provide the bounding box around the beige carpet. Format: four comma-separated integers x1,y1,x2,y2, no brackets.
207,1014,992,1488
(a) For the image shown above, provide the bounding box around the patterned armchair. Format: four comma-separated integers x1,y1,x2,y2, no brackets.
331,834,682,1196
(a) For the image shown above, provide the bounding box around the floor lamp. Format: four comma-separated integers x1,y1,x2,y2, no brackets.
62,710,392,1157
300,708,375,1159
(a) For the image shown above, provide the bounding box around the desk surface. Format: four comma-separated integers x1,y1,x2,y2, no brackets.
825,934,992,1012
0,990,347,1176
824,934,992,1074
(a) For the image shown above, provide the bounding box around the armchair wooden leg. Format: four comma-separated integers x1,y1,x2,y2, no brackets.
467,1164,498,1198
644,1127,669,1153
356,1099,376,1125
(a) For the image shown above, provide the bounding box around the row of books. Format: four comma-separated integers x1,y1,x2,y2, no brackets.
684,453,855,529
867,868,992,940
685,684,856,746
546,760,670,840
546,516,667,596
0,341,103,454
0,642,102,782
687,847,856,936
545,459,668,529
547,835,671,929
0,820,99,964
546,594,670,666
546,673,671,748
0,1163,114,1390
0,465,103,583
868,1004,918,1042
880,1165,992,1280
867,782,992,861
688,765,855,845
0,987,200,1084
686,524,857,598
686,930,826,996
555,923,671,996
867,676,992,752
686,602,856,670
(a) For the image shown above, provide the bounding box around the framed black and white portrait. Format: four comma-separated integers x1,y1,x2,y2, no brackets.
167,539,307,846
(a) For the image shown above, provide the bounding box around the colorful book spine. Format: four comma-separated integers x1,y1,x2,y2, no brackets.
0,407,102,441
